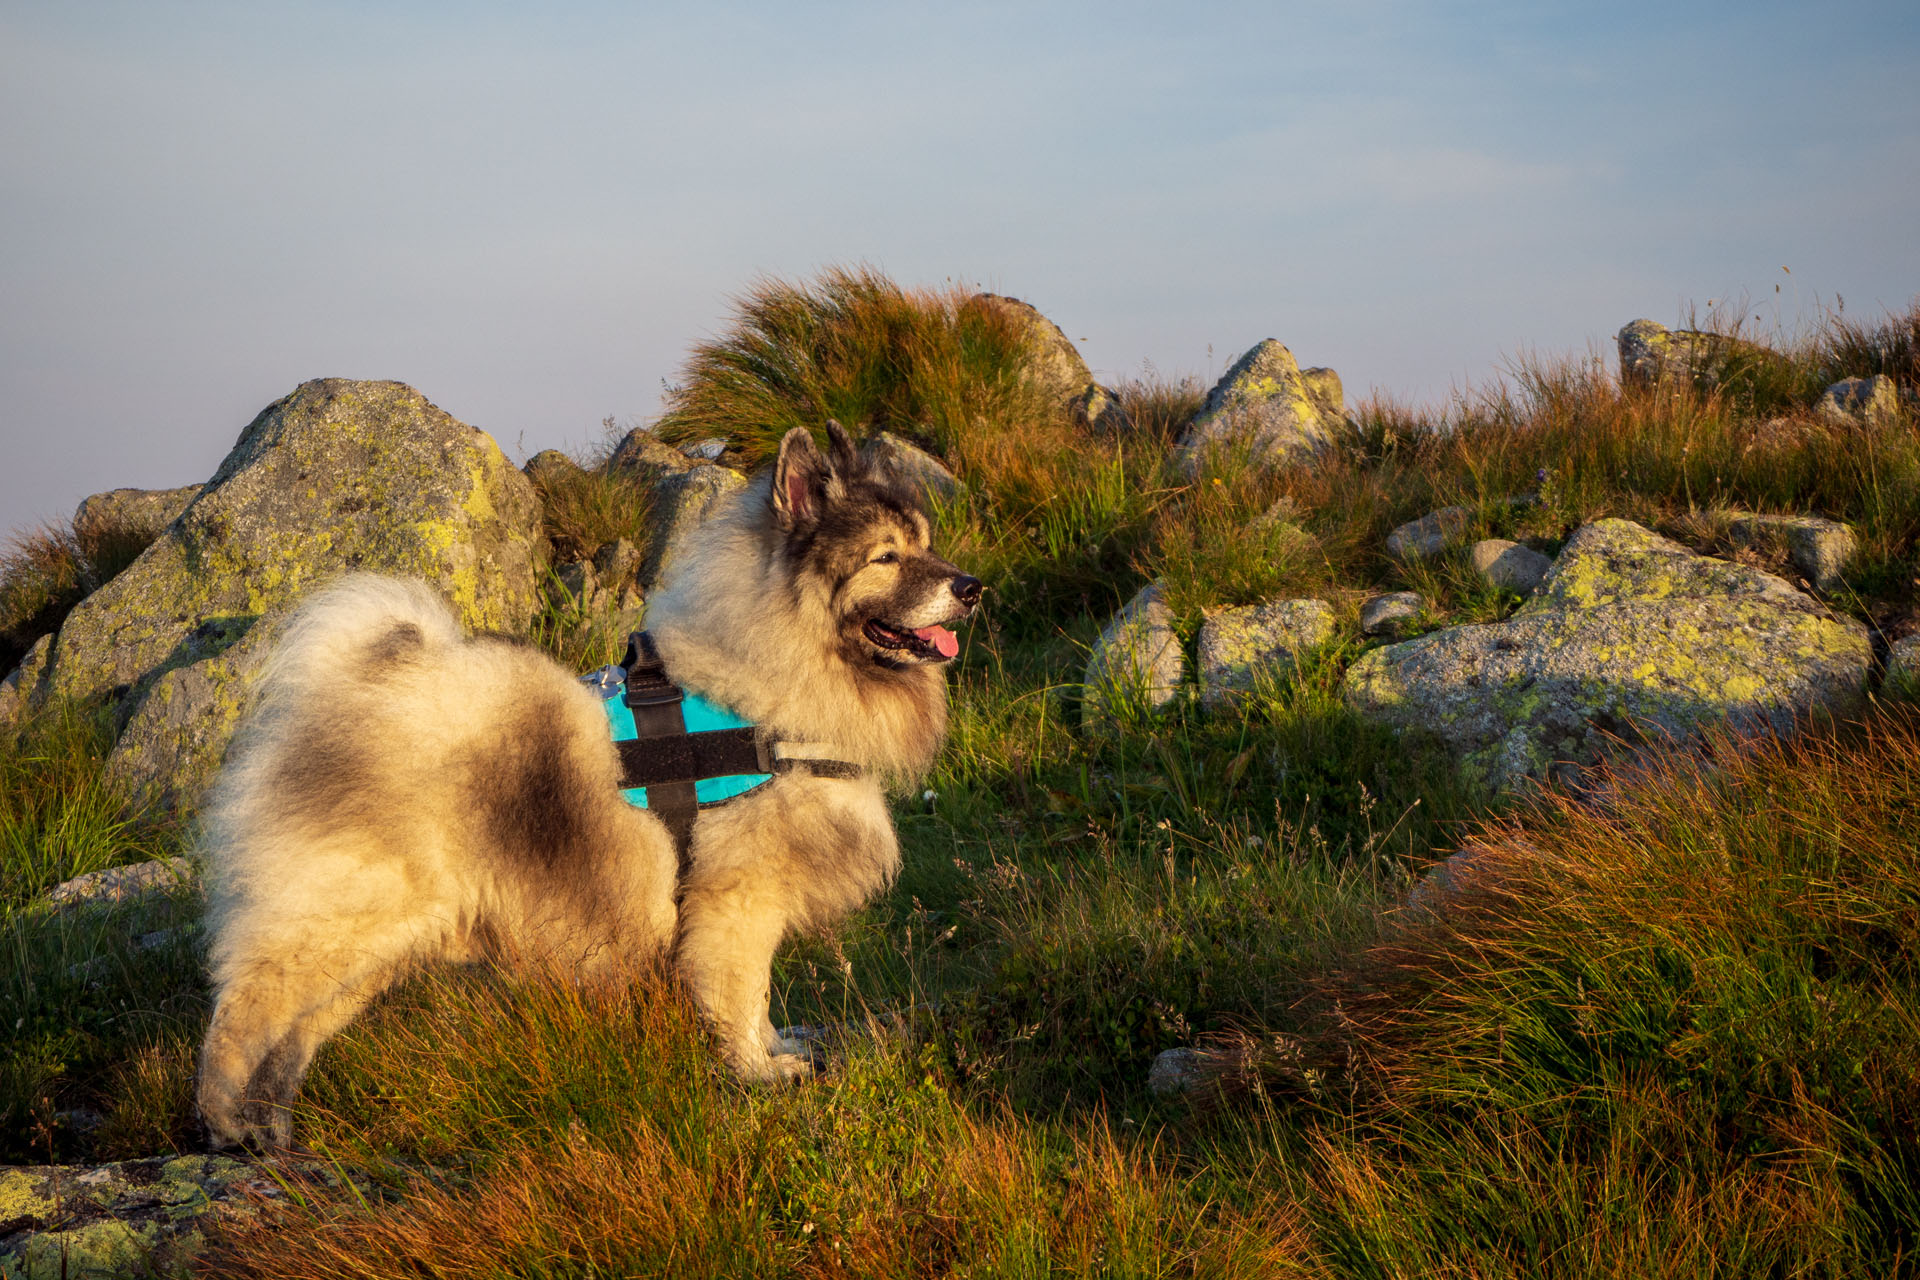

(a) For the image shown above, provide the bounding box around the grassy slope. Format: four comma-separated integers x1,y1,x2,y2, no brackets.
1,276,1917,1275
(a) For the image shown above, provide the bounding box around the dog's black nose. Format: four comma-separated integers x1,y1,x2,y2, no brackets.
951,575,983,607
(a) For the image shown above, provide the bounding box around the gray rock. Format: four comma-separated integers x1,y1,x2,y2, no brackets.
1616,319,1786,393
592,538,644,597
1727,513,1858,594
0,1155,287,1278
33,380,546,811
863,431,959,502
1469,539,1551,595
1360,592,1425,637
1083,582,1184,725
964,293,1098,408
0,634,53,730
607,426,698,477
686,438,729,461
101,622,277,808
1072,382,1132,434
45,857,195,913
1816,374,1902,427
71,485,202,540
1887,635,1920,692
1385,506,1474,561
522,448,584,488
1197,599,1335,707
1148,1047,1201,1097
1175,340,1346,476
1345,519,1871,794
644,464,748,589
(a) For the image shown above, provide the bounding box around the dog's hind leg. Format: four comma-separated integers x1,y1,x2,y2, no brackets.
199,938,414,1149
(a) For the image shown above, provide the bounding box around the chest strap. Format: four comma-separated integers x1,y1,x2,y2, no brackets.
615,632,866,870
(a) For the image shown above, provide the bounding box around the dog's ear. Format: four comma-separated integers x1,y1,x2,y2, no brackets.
824,420,862,477
772,427,836,531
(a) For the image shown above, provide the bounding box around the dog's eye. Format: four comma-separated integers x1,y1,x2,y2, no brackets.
870,551,898,566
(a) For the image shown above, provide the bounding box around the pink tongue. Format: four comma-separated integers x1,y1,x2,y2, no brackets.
914,625,959,659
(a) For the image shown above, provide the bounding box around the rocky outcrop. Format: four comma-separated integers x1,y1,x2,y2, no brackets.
1083,583,1184,724
963,294,1125,432
546,538,646,640
1360,592,1424,638
864,432,959,502
1196,599,1335,707
71,486,202,541
607,427,700,478
1616,319,1787,393
1727,512,1857,594
522,448,584,488
0,1156,281,1278
1175,340,1347,476
1888,635,1920,691
1385,506,1473,562
1816,375,1902,427
1469,539,1551,595
1344,519,1871,793
645,464,748,589
23,380,547,809
0,636,51,730
44,858,195,914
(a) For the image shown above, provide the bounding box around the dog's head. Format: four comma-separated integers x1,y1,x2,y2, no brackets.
771,422,981,668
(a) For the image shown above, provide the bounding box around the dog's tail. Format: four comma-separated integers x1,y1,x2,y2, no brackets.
253,573,465,710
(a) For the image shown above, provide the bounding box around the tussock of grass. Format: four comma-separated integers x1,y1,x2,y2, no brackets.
1211,707,1920,1274
653,266,1060,474
1,505,167,674
1819,297,1920,388
525,426,659,568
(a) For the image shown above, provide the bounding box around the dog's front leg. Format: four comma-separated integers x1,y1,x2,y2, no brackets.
674,868,813,1082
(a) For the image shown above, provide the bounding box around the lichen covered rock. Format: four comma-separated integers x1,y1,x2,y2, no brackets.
28,380,546,808
0,635,52,730
1616,319,1787,393
1344,519,1870,792
1727,512,1857,594
71,485,203,540
0,1155,281,1278
1816,374,1902,427
1175,340,1345,476
1083,582,1184,725
1197,598,1335,707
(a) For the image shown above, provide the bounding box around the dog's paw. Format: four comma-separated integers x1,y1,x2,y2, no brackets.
766,1050,817,1083
731,1045,817,1085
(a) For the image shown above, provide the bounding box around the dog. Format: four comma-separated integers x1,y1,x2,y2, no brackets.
196,422,980,1149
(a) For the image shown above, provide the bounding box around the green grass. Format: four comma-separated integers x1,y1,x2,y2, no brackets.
1,274,1917,1275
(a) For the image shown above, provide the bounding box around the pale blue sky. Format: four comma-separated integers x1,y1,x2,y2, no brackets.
5,1,1917,543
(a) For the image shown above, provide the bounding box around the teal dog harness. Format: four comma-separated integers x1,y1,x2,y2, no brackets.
582,632,863,867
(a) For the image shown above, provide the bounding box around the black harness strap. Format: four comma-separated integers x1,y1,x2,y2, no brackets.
614,631,868,872
622,632,699,869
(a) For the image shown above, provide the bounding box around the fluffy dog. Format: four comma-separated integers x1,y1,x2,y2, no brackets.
197,423,979,1148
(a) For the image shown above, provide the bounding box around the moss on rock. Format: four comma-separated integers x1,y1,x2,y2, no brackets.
1197,598,1335,708
1176,340,1346,477
0,1154,277,1279
1344,519,1871,792
25,379,546,809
